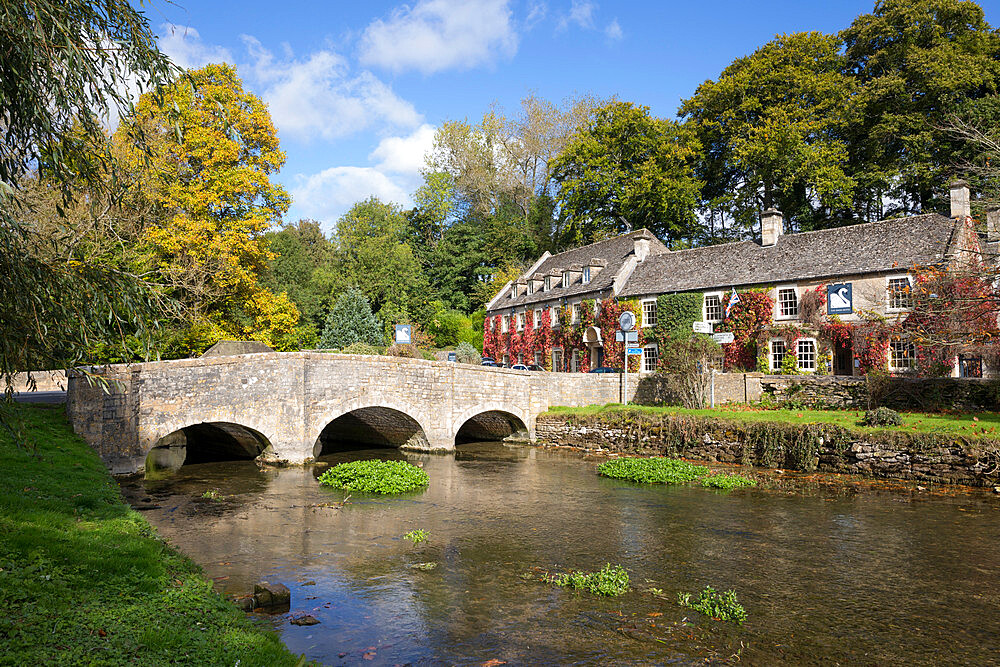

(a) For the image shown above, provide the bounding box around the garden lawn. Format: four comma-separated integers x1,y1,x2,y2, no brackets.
0,404,307,667
546,403,1000,439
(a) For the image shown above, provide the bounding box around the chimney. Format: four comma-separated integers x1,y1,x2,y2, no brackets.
761,209,783,246
950,180,971,218
633,234,650,262
988,207,1000,243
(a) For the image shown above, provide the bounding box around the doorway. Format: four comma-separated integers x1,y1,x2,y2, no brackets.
833,341,853,376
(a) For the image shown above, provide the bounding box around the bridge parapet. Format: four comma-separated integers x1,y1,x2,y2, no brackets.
67,352,629,474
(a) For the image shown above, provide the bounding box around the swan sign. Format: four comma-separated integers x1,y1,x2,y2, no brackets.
827,283,853,315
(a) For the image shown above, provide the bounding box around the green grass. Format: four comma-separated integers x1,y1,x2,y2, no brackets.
0,404,307,666
701,473,757,490
317,459,429,494
546,563,630,597
678,586,748,624
548,403,1000,438
598,456,709,484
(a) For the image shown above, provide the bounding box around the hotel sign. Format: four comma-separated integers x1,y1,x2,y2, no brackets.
827,283,853,315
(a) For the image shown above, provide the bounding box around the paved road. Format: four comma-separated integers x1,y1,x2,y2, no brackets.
13,391,67,405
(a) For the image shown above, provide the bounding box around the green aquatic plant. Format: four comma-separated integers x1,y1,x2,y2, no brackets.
700,473,757,490
546,564,630,597
317,459,429,495
678,586,747,624
201,489,222,500
597,457,709,484
403,529,428,543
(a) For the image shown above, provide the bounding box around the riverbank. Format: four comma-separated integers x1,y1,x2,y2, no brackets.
0,404,306,666
538,405,1000,486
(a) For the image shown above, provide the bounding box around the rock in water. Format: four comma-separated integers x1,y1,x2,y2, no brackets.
291,614,320,626
253,581,290,611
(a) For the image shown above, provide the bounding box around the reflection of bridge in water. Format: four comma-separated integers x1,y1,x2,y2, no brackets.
67,352,627,474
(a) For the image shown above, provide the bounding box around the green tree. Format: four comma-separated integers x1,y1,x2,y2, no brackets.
320,287,384,349
680,32,856,235
551,101,702,245
1,0,177,382
842,0,1000,219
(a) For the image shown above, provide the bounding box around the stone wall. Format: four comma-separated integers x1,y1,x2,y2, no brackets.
11,370,67,393
535,412,1000,487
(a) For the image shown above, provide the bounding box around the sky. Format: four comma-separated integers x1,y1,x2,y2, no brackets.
145,0,958,232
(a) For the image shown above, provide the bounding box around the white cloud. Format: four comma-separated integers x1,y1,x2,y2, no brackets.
158,24,233,69
558,0,596,31
370,124,436,174
359,0,518,74
241,36,421,143
605,19,623,41
525,3,548,30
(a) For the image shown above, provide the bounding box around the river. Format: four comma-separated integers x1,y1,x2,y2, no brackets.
121,442,1000,665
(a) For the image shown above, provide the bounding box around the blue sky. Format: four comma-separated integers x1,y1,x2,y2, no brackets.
150,0,913,231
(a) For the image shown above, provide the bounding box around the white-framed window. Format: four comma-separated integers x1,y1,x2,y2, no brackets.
777,286,798,319
583,266,591,284
534,309,542,328
552,348,564,372
796,339,816,372
643,344,658,372
887,276,913,311
642,299,657,327
770,339,786,372
704,292,724,323
571,302,581,324
527,281,534,296
502,315,510,333
571,349,580,372
516,313,524,331
889,341,915,371
550,306,559,327
562,271,570,288
534,351,542,366
544,276,552,292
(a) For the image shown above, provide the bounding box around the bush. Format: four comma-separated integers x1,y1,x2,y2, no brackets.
454,341,481,365
317,460,429,494
701,473,757,489
320,286,384,349
341,341,382,355
861,406,903,427
546,564,630,597
678,586,747,624
386,343,420,358
657,334,724,408
597,456,709,484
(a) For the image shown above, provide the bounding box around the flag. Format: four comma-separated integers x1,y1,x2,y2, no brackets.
725,290,740,318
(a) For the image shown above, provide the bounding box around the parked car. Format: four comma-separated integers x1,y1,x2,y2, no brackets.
526,364,546,371
587,366,622,373
481,357,496,367
511,363,530,371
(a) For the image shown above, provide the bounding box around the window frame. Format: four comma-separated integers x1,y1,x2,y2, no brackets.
544,276,551,292
775,285,799,320
516,312,524,331
582,266,591,284
562,271,570,288
888,340,916,372
703,291,724,323
571,302,581,324
550,306,559,328
551,348,564,372
886,274,913,312
534,309,542,328
641,298,657,328
642,343,658,372
501,315,510,333
770,339,786,373
796,338,817,372
571,348,580,372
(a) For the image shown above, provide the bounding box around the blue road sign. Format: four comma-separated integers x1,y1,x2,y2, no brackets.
627,347,643,355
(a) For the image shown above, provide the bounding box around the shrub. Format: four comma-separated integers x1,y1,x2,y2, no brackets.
454,341,481,365
320,286,384,349
656,334,724,408
317,460,429,494
701,473,757,490
341,341,382,355
678,586,747,624
386,343,420,358
598,456,709,485
861,406,903,427
547,564,630,597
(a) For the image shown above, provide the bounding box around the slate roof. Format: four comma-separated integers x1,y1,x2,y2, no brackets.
619,213,960,298
489,229,666,311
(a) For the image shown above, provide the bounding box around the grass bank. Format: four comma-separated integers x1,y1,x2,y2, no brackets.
546,403,1000,439
0,404,305,666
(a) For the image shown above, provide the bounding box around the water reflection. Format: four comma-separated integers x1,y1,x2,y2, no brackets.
120,443,1000,665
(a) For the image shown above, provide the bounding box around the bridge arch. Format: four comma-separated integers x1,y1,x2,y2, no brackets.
312,399,433,457
453,404,530,445
146,421,274,470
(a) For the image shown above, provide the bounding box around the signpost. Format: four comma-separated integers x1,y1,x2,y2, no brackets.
615,330,638,342
627,347,643,355
619,312,636,406
712,332,735,344
693,321,713,334
394,324,412,345
447,352,456,362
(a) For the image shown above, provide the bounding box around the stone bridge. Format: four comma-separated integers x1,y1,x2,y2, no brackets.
67,352,628,474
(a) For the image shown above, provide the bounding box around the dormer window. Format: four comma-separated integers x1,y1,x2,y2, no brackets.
544,276,551,292
527,282,533,296
562,271,570,288
583,266,591,284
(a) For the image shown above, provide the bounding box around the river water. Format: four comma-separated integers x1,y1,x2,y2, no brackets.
122,443,1000,666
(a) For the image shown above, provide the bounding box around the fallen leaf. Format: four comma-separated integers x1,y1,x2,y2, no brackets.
481,660,507,666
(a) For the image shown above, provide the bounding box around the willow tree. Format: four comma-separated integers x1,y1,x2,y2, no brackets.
1,0,177,386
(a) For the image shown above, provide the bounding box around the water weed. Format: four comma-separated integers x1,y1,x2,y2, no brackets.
598,457,709,484
678,586,747,624
546,564,630,596
403,529,428,543
701,473,757,490
318,459,429,494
